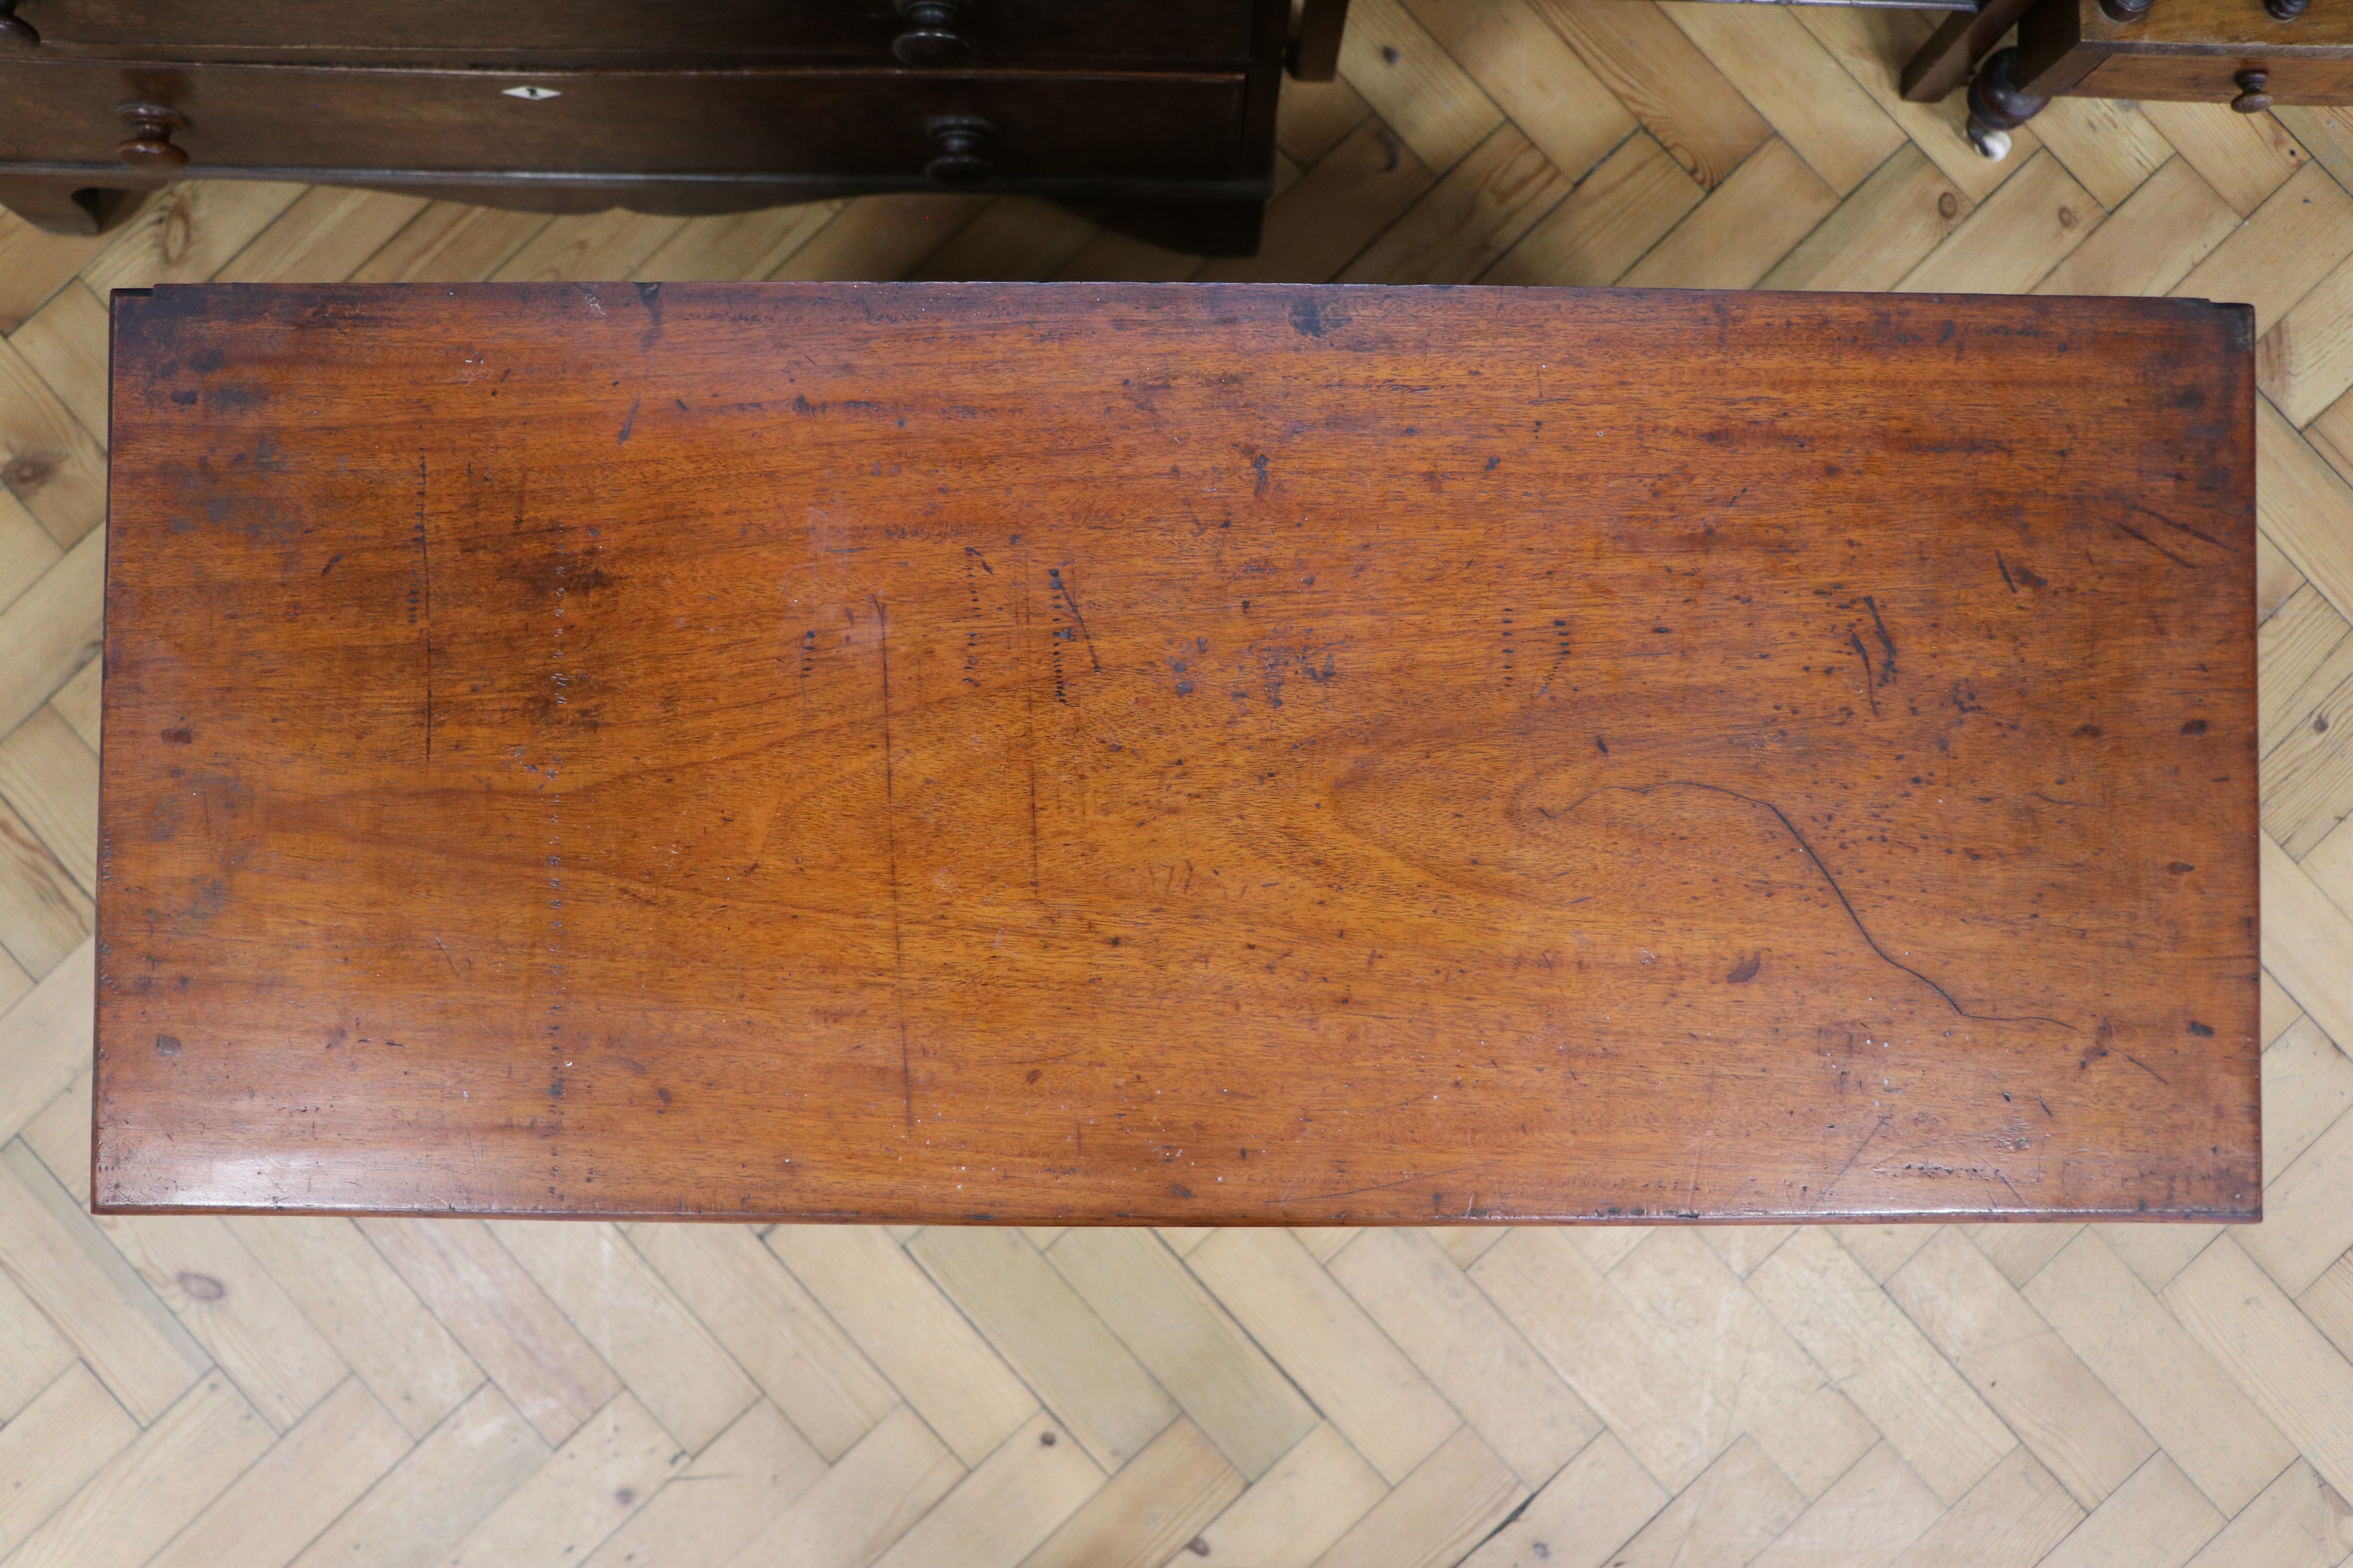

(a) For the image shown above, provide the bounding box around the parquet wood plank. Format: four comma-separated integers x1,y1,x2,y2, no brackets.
1531,0,1770,191
0,1362,136,1559
1308,1426,1527,1568
1749,1228,2015,1506
1665,1,1907,196
1963,1224,2081,1289
1471,1229,1721,1490
1898,150,2101,295
912,198,1102,283
284,1383,548,1568
1696,1225,1797,1278
2094,1222,2223,1294
1620,137,1838,288
0,1139,208,1423
908,1226,1178,1472
2265,1017,2353,1182
144,1377,412,1568
1399,0,1634,185
2035,1453,2222,1568
1045,1227,1318,1483
2258,396,2353,633
0,936,87,1147
765,1225,1036,1468
79,182,308,295
0,329,108,550
2241,1107,2353,1296
2276,106,2353,189
868,1410,1106,1568
632,202,842,283
441,1392,685,1568
2182,1458,2353,1568
358,1217,622,1447
0,492,60,624
488,209,691,285
44,649,97,753
2035,157,2238,300
1458,1432,1667,1568
2258,585,2353,755
1335,0,1506,172
1019,1417,1242,1568
626,1222,899,1462
2303,1250,2353,1362
2176,165,2353,336
1885,1229,2155,1508
1277,75,1374,169
2261,251,2353,428
1608,1229,1878,1499
1758,144,1968,293
490,1219,759,1454
0,205,115,333
2264,673,2353,861
1183,1423,1388,1568
347,202,551,284
1328,1227,1600,1489
225,1213,483,1442
0,521,102,743
2138,104,2309,219
578,1400,828,1568
1480,131,1702,286
91,1212,351,1434
0,706,98,896
2025,1231,2297,1514
1748,1442,1942,1568
1595,1435,1805,1568
0,1257,74,1421
766,194,990,281
1188,1230,1459,1487
8,278,111,443
1336,126,1572,285
1885,1451,2085,1568
212,188,433,285
0,786,90,979
2,1375,271,1568
721,1404,964,1568
1197,118,1436,283
2029,97,2178,212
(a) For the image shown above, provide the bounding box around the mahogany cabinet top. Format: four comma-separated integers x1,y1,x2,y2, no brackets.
96,281,2258,1225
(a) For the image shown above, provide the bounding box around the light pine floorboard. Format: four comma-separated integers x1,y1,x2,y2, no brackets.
2,7,2351,1565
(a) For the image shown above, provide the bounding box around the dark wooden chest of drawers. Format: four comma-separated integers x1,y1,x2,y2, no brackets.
0,0,1311,254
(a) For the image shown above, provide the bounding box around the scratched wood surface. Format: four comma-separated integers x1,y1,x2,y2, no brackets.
7,6,2353,1566
95,281,2257,1224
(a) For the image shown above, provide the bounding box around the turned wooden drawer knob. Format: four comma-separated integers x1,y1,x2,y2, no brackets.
2097,0,2151,22
2231,69,2272,113
0,1,38,46
116,104,191,169
925,115,994,183
2267,0,2310,18
894,0,972,66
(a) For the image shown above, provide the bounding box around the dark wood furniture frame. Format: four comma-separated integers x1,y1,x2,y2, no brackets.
0,0,1354,254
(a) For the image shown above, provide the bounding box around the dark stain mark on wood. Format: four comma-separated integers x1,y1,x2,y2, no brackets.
1849,630,1878,716
1048,566,1102,672
1727,953,1762,984
616,394,640,444
2115,518,2197,569
1864,596,1897,683
154,1033,181,1056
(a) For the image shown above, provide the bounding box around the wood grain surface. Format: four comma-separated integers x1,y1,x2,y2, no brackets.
95,281,2259,1225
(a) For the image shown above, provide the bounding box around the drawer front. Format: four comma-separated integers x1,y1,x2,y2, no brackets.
9,0,1259,68
2073,52,2353,105
0,62,1247,181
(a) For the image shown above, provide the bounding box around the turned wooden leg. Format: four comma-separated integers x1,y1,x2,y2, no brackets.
1901,0,2043,102
0,175,146,236
1964,48,2051,161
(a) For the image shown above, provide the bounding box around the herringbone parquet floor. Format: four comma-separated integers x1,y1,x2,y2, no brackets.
4,5,2353,1566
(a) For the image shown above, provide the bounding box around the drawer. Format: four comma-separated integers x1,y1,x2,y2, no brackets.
0,61,1248,181
2072,53,2353,105
5,0,1261,69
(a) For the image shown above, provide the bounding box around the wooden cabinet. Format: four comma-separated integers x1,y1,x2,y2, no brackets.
0,0,1316,254
2019,0,2353,107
